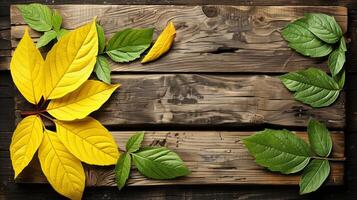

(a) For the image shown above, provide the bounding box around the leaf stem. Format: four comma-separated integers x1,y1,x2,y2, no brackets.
21,110,46,116
39,113,54,122
312,156,346,162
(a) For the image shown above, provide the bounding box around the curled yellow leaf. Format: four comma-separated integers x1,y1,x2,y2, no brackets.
38,130,85,200
44,19,98,100
47,80,120,121
10,28,44,104
141,22,176,63
55,117,120,165
10,115,43,178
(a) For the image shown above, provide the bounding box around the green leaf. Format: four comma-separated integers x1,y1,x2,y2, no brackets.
126,131,145,153
339,37,347,51
17,4,53,32
280,68,341,107
305,13,343,44
56,28,69,40
106,28,153,62
36,30,57,48
96,23,106,53
132,147,190,179
243,129,311,174
307,119,332,157
52,10,62,32
115,153,131,190
94,55,111,84
335,70,345,89
328,48,345,77
299,159,330,194
282,18,333,57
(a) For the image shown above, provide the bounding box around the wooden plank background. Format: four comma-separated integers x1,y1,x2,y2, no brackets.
1,1,357,200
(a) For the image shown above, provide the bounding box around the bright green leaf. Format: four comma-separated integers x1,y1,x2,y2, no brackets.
36,30,57,48
126,132,145,153
339,37,347,51
305,13,343,44
115,153,131,190
106,28,153,62
96,23,106,53
280,68,341,107
299,159,330,194
17,4,53,32
56,28,69,40
328,48,345,77
52,10,62,32
243,129,311,174
282,18,333,57
307,119,332,157
132,147,190,179
94,55,111,84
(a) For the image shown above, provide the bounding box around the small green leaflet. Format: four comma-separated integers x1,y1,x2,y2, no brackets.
106,28,154,62
299,159,330,195
126,131,145,153
305,13,343,44
328,48,345,77
243,129,311,174
115,153,131,190
36,30,57,48
307,119,332,157
282,18,333,57
56,28,69,40
17,4,53,32
94,55,111,84
52,10,62,32
132,147,190,179
335,70,345,89
96,23,106,53
339,37,347,51
280,68,341,107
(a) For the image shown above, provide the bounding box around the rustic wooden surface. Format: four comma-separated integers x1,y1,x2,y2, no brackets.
1,1,357,200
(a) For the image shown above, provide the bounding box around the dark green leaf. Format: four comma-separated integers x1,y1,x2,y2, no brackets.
56,28,69,40
307,119,332,157
94,55,111,84
106,28,153,62
282,18,333,57
96,23,106,53
36,30,57,48
335,70,345,89
280,68,341,107
328,47,345,77
52,10,62,32
115,153,131,190
126,131,145,153
305,13,343,44
132,147,190,179
17,4,53,32
299,159,330,194
243,129,311,174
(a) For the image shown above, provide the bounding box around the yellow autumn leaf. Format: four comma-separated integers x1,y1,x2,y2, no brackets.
47,80,120,121
38,130,85,200
141,22,176,63
43,19,98,100
10,115,43,178
10,28,44,104
55,117,119,165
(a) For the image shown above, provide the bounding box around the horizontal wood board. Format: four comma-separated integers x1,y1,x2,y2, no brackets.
16,131,345,186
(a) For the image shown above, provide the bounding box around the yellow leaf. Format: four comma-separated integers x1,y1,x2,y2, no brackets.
43,19,98,100
10,28,44,104
47,80,120,121
38,130,85,200
10,115,43,178
141,22,176,63
55,117,119,165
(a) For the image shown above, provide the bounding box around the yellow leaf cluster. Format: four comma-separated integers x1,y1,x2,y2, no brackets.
9,19,120,200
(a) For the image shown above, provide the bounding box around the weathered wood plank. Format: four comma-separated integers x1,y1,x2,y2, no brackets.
15,74,346,128
16,131,345,186
9,5,347,72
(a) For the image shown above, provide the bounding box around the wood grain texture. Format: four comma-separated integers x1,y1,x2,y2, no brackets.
15,131,345,186
8,5,347,72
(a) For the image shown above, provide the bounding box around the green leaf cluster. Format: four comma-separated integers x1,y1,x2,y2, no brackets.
281,13,347,107
17,3,68,48
115,132,190,190
243,119,334,194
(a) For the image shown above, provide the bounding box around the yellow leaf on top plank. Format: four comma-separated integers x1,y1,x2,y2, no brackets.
47,80,120,121
43,19,98,100
10,115,43,178
55,117,119,165
10,28,44,105
141,22,176,63
38,130,85,200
